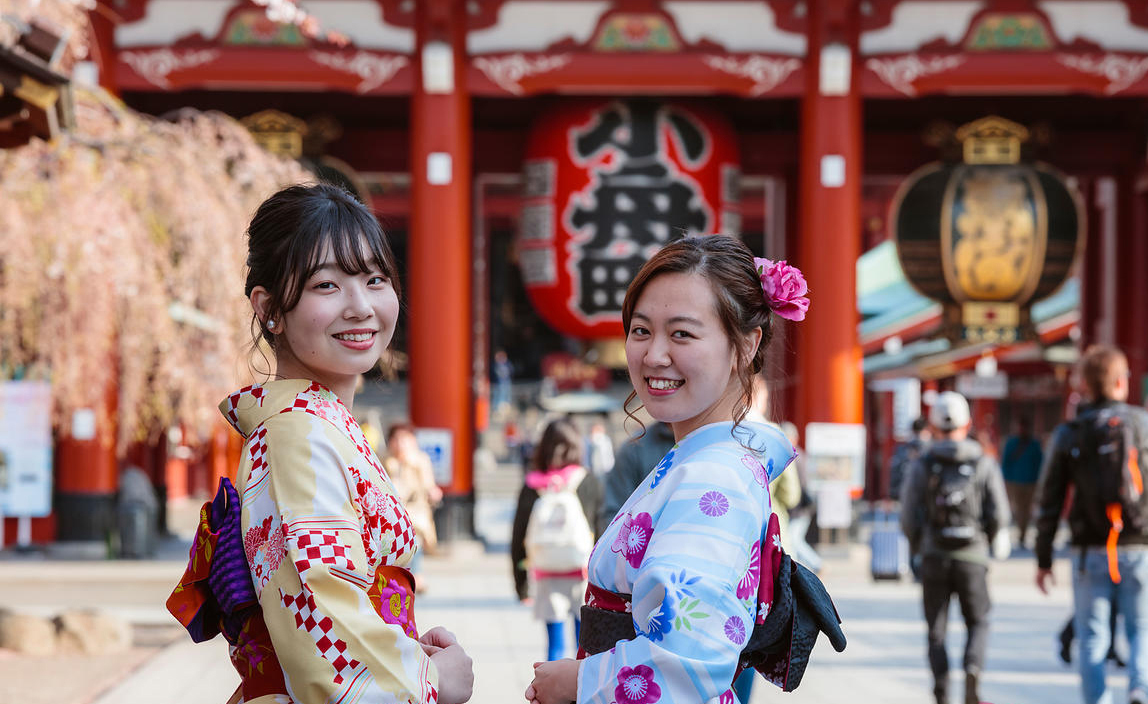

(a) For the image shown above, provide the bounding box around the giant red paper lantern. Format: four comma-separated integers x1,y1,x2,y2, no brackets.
518,99,741,338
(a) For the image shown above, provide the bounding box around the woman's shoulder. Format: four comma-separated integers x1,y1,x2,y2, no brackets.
664,422,792,493
255,401,370,471
223,379,355,440
681,421,793,465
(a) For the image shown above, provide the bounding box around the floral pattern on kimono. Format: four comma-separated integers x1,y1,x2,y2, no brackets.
244,515,288,593
579,421,793,704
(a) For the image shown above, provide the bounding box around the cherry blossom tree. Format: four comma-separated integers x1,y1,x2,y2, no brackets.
0,1,311,450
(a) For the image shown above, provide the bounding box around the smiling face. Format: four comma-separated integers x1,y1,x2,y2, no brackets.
625,271,755,441
255,243,399,404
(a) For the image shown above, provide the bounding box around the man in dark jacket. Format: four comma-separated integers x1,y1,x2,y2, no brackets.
890,416,931,501
596,421,675,536
1034,344,1148,704
901,391,1010,704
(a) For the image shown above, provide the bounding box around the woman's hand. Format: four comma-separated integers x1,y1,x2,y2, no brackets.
525,659,579,704
420,626,460,650
423,627,473,704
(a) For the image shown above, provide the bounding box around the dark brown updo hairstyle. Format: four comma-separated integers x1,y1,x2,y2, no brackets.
244,182,400,362
532,418,585,472
621,234,774,431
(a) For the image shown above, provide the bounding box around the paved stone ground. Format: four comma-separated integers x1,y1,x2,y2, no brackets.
0,504,1122,704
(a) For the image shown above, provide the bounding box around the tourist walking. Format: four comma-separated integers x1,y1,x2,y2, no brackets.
901,390,1009,704
511,417,602,661
1000,415,1043,549
1035,344,1148,704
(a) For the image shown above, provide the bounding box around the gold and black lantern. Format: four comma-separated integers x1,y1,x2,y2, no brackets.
892,116,1084,344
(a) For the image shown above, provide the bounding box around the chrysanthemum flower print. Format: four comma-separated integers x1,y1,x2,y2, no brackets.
612,512,654,569
698,490,729,517
376,578,415,637
349,465,402,567
615,665,662,704
723,615,746,645
736,540,761,600
244,515,286,592
244,516,272,561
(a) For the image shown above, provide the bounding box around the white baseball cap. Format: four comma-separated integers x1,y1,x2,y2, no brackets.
929,390,971,431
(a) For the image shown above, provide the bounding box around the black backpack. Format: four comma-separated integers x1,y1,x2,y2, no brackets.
1070,407,1145,545
924,455,981,549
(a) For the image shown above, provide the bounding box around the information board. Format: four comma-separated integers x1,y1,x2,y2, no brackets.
414,427,454,487
0,381,53,517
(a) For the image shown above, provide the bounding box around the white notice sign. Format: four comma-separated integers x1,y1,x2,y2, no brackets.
816,481,854,529
804,422,867,491
956,372,1008,399
0,381,53,517
414,428,454,487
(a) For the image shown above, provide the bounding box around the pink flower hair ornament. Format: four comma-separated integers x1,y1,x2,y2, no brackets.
753,257,810,322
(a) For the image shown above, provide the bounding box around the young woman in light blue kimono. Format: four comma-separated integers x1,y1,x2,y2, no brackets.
526,234,810,704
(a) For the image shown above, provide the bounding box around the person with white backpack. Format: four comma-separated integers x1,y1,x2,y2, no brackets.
511,417,603,660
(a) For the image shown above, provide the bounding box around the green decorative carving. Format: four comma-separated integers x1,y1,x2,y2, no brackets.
967,14,1052,51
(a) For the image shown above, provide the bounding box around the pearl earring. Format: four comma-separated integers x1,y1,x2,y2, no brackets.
266,319,275,330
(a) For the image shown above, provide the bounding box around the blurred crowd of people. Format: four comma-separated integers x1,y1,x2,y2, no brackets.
884,344,1148,704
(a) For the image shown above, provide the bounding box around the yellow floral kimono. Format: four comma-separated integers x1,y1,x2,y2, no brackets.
221,379,437,704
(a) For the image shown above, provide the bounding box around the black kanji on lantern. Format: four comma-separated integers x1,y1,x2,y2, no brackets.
567,101,711,317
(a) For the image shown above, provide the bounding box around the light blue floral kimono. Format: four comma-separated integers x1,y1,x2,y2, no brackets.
579,421,793,704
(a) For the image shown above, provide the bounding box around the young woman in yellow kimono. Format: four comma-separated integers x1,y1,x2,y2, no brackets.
168,183,474,704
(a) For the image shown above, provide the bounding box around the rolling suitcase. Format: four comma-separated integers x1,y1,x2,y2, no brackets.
870,510,910,581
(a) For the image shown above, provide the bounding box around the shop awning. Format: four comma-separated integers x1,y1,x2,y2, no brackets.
857,240,1080,379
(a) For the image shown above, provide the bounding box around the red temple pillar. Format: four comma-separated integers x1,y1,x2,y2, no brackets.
1084,172,1146,404
1080,177,1107,349
87,4,118,94
410,1,474,520
54,382,118,542
796,0,864,429
1117,171,1148,404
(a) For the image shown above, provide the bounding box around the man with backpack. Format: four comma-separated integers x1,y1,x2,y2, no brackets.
901,391,1010,704
1034,344,1148,704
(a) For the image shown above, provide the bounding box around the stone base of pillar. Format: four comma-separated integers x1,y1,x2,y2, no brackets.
434,493,476,543
54,492,116,543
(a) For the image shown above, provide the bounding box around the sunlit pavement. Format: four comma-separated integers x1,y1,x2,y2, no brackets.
2,485,1119,704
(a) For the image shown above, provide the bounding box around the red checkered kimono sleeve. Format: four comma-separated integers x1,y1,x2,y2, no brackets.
240,411,438,704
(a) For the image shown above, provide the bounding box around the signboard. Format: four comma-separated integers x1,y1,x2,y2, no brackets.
804,422,867,491
519,99,741,338
0,381,53,517
961,301,1021,344
869,377,922,441
816,481,854,529
414,427,453,487
541,352,610,392
956,371,1009,399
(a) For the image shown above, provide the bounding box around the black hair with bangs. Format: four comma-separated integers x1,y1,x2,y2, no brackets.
244,182,400,348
